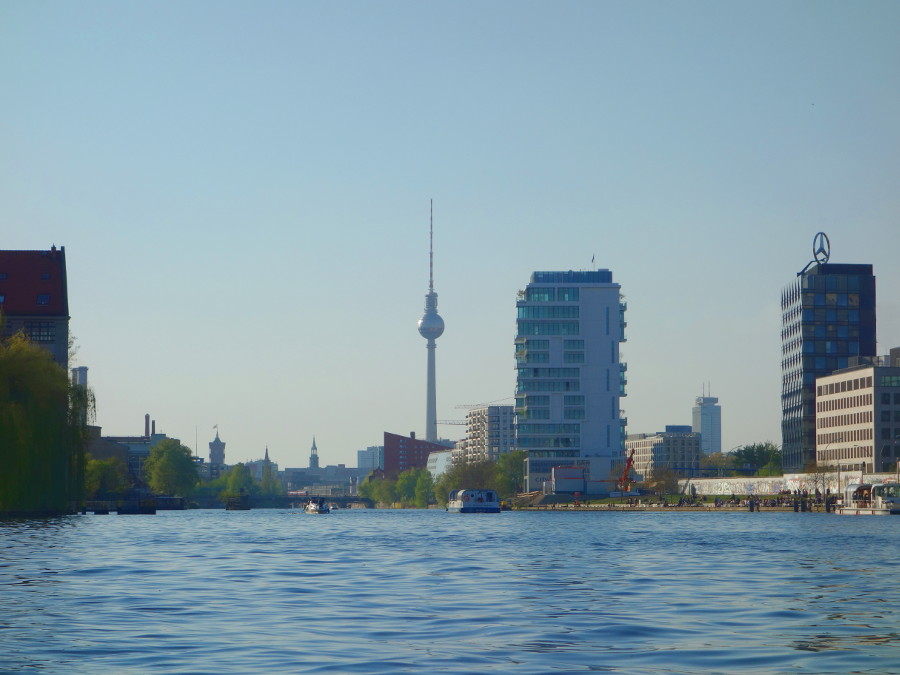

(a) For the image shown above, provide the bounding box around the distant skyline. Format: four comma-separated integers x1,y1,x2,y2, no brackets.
2,2,898,468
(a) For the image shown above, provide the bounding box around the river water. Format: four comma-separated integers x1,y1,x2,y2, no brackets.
2,509,898,674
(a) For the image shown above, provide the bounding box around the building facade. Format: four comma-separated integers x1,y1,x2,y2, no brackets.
0,246,70,370
625,426,702,481
781,261,876,472
357,445,384,472
459,405,516,463
692,395,721,454
815,349,900,474
515,270,627,492
383,431,451,476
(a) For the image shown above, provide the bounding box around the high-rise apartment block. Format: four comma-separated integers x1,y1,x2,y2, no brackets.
515,270,627,492
781,247,876,472
459,405,516,463
692,395,721,454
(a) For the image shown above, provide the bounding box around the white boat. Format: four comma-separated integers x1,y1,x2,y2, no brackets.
835,483,900,515
305,498,330,514
447,489,501,513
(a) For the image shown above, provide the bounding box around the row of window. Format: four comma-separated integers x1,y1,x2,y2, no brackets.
817,377,873,396
801,292,861,308
800,273,869,292
818,429,873,444
23,322,56,341
816,394,873,412
517,424,580,434
880,376,900,388
802,341,860,355
817,411,873,428
516,437,580,448
517,321,580,336
517,306,580,319
0,295,50,306
518,367,581,378
801,309,862,323
521,351,585,364
516,381,580,392
524,287,580,302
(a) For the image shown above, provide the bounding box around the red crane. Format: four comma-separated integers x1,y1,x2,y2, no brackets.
617,449,635,492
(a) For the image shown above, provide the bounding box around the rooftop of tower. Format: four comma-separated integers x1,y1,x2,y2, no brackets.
530,270,613,284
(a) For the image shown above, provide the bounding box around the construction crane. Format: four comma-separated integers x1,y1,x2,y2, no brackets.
455,397,514,410
617,449,635,492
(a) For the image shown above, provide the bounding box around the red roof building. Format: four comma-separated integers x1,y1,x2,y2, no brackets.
383,431,451,476
0,246,70,370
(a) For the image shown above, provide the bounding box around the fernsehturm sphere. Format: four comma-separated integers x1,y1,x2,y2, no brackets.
417,201,444,443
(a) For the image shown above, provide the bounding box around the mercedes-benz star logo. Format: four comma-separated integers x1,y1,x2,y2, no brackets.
813,232,830,265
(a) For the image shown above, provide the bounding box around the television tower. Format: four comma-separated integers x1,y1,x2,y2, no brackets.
417,200,444,442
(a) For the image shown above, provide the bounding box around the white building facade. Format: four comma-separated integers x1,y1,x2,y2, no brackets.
625,426,701,481
516,270,627,492
815,349,900,474
692,395,721,454
460,405,516,463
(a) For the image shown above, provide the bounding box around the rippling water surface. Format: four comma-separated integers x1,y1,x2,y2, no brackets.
2,509,899,674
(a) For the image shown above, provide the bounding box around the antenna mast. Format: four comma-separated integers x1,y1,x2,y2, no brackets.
429,198,434,293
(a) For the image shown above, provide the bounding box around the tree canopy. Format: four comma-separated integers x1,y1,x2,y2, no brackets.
143,438,199,497
0,330,89,515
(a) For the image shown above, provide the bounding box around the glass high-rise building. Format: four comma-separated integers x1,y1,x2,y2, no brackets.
692,396,721,454
781,263,876,472
515,270,627,491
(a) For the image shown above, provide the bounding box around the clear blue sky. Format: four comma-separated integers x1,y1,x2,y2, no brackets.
2,1,898,468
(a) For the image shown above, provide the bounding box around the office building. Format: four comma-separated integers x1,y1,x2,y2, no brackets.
459,405,516,463
692,395,721,454
0,246,70,370
357,446,384,472
816,348,900,474
781,237,876,472
515,270,627,492
625,426,701,481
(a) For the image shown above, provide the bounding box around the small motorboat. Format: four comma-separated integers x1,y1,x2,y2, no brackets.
305,498,330,514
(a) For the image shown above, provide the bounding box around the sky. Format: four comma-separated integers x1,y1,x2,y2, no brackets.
2,1,899,469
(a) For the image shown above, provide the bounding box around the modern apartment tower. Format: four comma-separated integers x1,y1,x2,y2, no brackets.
516,270,627,492
692,393,721,454
781,233,876,472
417,201,444,443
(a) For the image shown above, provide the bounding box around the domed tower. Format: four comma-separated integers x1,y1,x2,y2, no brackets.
417,200,444,442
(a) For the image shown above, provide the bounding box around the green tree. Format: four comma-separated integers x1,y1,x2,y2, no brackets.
259,460,282,496
0,330,90,515
413,469,434,508
225,463,254,496
733,442,782,476
496,450,527,494
84,454,130,499
143,438,199,497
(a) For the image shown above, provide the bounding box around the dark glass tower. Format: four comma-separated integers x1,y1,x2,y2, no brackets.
781,263,876,472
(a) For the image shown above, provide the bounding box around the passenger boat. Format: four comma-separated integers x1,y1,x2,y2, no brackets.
305,498,330,514
447,489,501,513
835,483,900,515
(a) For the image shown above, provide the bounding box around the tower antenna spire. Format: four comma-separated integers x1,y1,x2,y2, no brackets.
429,198,434,293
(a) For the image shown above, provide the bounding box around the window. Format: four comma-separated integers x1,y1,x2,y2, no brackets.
23,322,55,342
37,294,50,305
41,272,51,280
0,294,4,303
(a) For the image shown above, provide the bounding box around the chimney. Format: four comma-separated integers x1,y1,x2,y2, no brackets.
145,414,150,437
410,431,416,439
151,420,156,436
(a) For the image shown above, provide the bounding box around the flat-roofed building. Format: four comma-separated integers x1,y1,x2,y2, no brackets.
815,348,900,474
516,270,627,492
625,426,701,481
460,405,516,463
